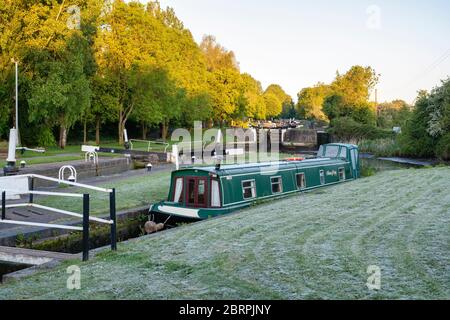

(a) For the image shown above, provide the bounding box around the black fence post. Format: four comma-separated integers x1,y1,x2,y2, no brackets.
29,177,34,204
82,193,90,262
109,188,117,251
2,191,5,220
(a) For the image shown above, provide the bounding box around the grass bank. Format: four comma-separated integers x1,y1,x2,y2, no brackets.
0,167,448,299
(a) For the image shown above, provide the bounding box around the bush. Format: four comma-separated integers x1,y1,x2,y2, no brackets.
36,127,57,147
359,138,402,157
328,117,393,142
360,164,377,177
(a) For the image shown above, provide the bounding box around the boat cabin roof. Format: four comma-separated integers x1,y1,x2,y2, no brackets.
174,143,355,178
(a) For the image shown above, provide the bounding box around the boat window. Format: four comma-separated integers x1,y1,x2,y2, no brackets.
324,145,339,158
187,179,196,204
317,145,324,157
198,180,206,204
319,170,325,185
242,180,256,199
338,168,345,181
173,177,183,203
339,147,347,159
296,173,306,189
211,180,221,207
271,177,283,194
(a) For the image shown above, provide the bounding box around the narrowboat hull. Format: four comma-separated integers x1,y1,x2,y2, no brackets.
149,202,251,224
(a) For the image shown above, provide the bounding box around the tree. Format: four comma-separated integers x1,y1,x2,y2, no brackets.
400,79,450,159
200,35,239,72
331,66,379,105
323,93,376,125
280,103,298,119
265,84,294,119
263,92,282,118
94,0,158,144
89,74,120,144
200,35,244,124
148,2,211,126
426,78,450,139
377,100,412,129
95,1,212,142
238,73,266,119
297,83,331,120
0,0,100,146
399,91,437,157
130,67,187,141
27,36,92,148
207,68,243,122
265,84,291,104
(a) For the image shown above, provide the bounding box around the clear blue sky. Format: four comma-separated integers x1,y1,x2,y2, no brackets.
149,0,449,103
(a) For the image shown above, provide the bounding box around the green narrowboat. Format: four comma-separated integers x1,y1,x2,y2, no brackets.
149,143,360,223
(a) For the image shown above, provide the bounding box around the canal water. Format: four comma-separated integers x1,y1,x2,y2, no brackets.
359,153,436,176
0,261,33,282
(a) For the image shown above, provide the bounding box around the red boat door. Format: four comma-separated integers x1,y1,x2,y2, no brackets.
186,177,208,208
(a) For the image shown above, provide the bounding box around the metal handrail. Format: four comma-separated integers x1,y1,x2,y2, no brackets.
0,174,118,261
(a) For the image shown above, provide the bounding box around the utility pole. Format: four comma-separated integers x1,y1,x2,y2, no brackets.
11,58,20,146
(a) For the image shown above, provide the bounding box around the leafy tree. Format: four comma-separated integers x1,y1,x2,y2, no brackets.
399,91,437,157
148,2,211,126
377,100,412,129
130,67,187,141
265,84,291,104
0,0,99,146
95,0,212,142
265,84,293,119
200,35,239,72
400,79,450,159
426,78,450,138
279,103,298,119
331,66,379,105
89,74,120,144
297,83,331,120
207,68,243,122
27,36,92,148
200,35,244,124
94,0,158,144
182,93,212,127
263,92,282,118
323,94,376,125
238,73,266,119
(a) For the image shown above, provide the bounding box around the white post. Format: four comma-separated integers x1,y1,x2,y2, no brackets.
6,128,17,163
123,129,129,143
251,128,257,143
172,144,179,170
281,129,287,143
216,128,222,144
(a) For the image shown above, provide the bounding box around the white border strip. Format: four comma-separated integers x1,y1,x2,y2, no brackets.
27,174,113,193
0,220,82,231
5,191,84,198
